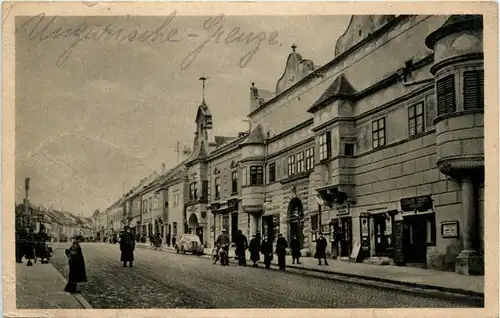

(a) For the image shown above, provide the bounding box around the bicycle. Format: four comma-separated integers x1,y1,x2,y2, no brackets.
212,247,219,265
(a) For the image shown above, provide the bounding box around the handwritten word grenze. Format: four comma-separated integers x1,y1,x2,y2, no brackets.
15,12,280,69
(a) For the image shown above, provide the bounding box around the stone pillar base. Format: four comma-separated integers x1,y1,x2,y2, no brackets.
455,252,484,276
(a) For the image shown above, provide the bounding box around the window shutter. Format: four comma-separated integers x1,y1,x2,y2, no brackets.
436,75,456,116
464,70,484,110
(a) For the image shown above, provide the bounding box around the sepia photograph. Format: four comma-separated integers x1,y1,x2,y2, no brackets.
3,2,498,317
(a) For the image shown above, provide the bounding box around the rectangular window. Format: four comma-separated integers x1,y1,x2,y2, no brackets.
194,183,198,200
436,75,456,115
463,70,484,110
250,165,264,186
268,162,276,183
344,143,355,156
231,171,238,194
202,180,209,201
408,102,425,136
287,155,296,176
372,117,386,148
296,152,304,174
305,148,314,170
173,222,177,236
319,132,331,161
214,177,221,199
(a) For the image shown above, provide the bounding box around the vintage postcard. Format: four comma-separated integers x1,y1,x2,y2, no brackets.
2,1,498,317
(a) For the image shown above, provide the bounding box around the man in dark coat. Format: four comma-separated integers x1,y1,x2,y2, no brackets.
290,235,301,265
315,232,329,265
248,234,260,267
260,235,273,269
24,229,36,266
16,230,25,263
120,226,136,267
235,229,248,266
64,235,87,294
35,227,50,264
166,232,171,247
276,233,288,270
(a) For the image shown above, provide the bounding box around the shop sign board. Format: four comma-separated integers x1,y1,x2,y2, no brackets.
400,195,432,212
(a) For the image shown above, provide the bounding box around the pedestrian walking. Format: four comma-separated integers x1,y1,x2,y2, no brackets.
172,235,177,248
235,229,248,266
120,226,136,267
260,235,273,269
290,235,301,264
315,232,329,265
249,234,260,267
64,235,87,294
24,229,36,267
166,232,171,247
276,233,288,270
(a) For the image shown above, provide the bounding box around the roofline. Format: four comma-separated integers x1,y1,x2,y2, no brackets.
247,15,412,118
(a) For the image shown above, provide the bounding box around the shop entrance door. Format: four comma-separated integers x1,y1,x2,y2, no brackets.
403,214,428,264
374,214,389,256
231,212,238,242
339,217,352,257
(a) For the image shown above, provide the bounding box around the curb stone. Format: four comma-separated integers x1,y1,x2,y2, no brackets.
53,263,93,309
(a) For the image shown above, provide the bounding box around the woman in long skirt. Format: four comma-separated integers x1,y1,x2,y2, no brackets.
64,235,87,294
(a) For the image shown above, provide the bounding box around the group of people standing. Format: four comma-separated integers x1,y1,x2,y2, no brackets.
231,230,330,270
16,227,51,266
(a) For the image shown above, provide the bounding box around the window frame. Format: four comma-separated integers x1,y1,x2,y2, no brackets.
287,155,296,176
268,162,276,183
372,117,386,149
408,102,425,137
296,151,304,174
214,177,221,199
305,147,314,170
231,171,238,194
319,131,331,161
249,165,264,186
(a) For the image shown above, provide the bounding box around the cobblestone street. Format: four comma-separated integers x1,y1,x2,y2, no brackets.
50,243,482,309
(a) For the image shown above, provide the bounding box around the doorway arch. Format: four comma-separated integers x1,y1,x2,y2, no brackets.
188,213,199,234
288,197,304,247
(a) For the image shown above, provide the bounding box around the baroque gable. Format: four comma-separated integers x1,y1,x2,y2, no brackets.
276,44,315,95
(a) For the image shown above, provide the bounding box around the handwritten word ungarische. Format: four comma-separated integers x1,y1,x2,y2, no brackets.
181,14,279,70
15,12,281,69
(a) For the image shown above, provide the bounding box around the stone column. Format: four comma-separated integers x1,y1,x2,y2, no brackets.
456,176,484,275
250,214,258,236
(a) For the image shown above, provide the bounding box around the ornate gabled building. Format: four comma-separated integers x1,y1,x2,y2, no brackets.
196,14,484,275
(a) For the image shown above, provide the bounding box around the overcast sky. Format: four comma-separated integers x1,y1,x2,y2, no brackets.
15,14,350,216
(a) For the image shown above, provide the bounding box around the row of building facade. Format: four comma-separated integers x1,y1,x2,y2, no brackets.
93,15,485,275
15,202,93,242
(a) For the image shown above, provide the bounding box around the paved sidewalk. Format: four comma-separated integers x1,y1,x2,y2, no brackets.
16,261,92,309
136,243,483,297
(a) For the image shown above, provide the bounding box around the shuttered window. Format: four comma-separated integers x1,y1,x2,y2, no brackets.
436,75,456,116
463,70,484,110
